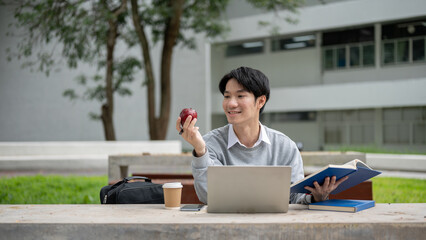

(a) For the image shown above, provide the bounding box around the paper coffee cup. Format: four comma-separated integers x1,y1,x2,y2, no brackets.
162,182,183,209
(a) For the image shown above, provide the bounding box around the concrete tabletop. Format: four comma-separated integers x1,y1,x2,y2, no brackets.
0,203,424,224
1,204,425,240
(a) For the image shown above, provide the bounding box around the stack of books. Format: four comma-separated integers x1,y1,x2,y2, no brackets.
308,199,375,213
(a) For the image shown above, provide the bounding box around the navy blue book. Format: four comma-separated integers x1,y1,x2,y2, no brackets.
290,159,381,194
308,199,375,212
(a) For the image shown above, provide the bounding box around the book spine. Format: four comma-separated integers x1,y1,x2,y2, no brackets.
355,201,375,212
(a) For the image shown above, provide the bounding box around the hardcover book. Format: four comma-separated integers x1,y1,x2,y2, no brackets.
290,159,381,194
308,199,375,212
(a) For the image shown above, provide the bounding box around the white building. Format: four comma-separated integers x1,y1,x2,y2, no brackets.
210,0,426,152
1,0,425,153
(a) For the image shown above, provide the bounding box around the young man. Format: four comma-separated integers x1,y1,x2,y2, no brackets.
176,66,346,204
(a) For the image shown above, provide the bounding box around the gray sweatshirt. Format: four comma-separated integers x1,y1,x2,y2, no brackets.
191,124,312,205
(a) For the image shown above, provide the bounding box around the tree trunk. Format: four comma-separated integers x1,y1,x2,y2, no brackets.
130,0,157,140
101,103,115,140
101,0,127,141
102,15,117,141
154,0,184,140
131,0,183,140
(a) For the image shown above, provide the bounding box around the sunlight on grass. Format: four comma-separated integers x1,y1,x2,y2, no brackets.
373,177,426,203
326,145,426,155
0,175,424,204
0,175,108,204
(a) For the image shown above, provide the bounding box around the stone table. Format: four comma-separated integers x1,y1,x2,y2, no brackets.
0,204,424,239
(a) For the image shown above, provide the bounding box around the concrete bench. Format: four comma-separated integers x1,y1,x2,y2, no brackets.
301,151,366,166
110,151,372,204
117,152,372,204
0,141,182,172
108,154,192,183
366,153,426,172
108,151,367,183
131,172,372,204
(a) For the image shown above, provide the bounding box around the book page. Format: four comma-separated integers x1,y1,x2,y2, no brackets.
342,159,359,168
330,161,357,169
342,159,372,170
355,160,372,170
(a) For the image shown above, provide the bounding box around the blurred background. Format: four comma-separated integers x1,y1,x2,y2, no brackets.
0,0,425,205
0,0,425,152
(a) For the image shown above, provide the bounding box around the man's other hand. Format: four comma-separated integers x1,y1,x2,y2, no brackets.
304,176,349,202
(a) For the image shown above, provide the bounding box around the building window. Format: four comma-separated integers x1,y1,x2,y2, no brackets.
323,111,344,144
383,107,426,145
323,27,374,46
350,46,360,67
350,124,374,144
382,19,426,65
336,47,346,68
324,49,334,69
382,19,426,39
325,125,342,144
383,123,410,144
323,109,374,145
413,38,425,61
226,40,264,57
397,40,409,63
271,34,316,51
270,111,316,122
362,45,375,66
323,43,374,70
383,42,395,64
413,123,426,144
322,26,375,70
382,37,426,65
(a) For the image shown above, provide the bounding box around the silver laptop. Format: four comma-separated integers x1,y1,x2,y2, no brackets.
207,166,291,213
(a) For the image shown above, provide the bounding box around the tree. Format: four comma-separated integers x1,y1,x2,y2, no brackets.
3,0,139,140
3,0,302,140
130,0,302,140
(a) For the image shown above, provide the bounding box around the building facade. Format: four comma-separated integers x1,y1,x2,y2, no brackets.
210,0,426,152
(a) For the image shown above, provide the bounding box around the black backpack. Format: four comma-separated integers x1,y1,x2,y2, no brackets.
100,176,164,204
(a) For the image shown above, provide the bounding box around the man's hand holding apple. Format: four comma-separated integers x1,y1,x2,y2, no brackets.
176,108,206,157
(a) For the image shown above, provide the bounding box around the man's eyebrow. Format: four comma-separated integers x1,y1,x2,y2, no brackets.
224,89,249,93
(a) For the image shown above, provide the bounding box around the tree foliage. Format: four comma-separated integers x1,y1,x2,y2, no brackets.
3,0,302,140
4,0,138,140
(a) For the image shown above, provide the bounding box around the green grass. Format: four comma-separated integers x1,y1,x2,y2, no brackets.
0,175,107,204
0,175,424,204
373,177,426,203
326,145,426,155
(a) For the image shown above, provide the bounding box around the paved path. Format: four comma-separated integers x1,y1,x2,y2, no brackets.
1,151,425,179
378,170,426,179
2,167,426,179
0,169,107,177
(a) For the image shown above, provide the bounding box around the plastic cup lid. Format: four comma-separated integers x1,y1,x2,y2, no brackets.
162,182,183,188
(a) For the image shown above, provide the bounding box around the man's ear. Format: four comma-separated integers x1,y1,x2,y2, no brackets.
257,95,266,109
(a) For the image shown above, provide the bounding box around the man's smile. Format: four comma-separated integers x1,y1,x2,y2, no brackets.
227,111,241,115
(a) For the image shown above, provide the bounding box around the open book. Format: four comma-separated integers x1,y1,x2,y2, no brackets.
290,159,381,194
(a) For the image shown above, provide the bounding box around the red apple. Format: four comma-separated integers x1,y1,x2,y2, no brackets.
180,108,197,126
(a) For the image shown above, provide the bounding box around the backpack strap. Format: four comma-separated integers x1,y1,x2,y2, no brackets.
124,176,152,183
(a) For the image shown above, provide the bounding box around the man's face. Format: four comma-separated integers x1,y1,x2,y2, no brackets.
222,78,265,126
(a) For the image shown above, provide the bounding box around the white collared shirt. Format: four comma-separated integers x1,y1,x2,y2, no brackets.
227,123,271,149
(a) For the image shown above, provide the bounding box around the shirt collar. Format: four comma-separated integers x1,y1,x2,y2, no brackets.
227,123,271,149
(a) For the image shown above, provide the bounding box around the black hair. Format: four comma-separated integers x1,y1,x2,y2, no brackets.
219,66,270,114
